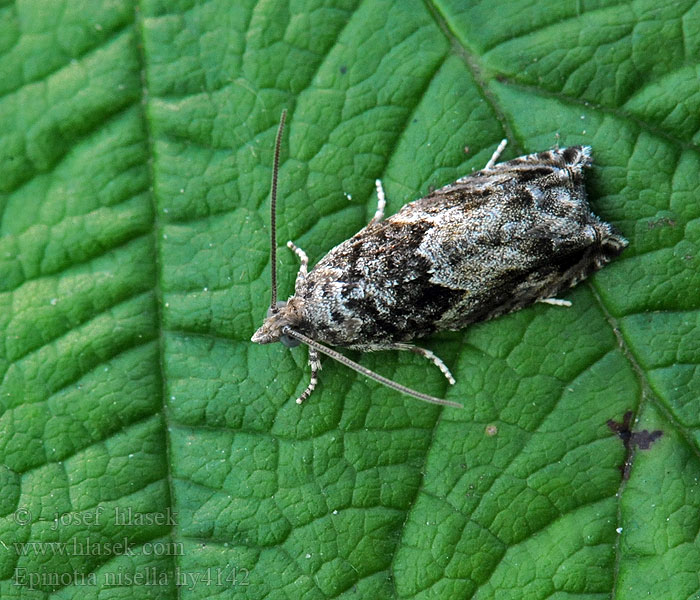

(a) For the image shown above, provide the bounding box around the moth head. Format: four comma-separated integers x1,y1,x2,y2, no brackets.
251,300,301,347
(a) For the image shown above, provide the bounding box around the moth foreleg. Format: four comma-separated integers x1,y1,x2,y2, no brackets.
295,346,321,404
390,343,456,385
286,240,309,293
369,179,386,225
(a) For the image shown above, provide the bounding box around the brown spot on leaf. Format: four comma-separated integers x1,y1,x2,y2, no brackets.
646,216,676,229
607,411,663,479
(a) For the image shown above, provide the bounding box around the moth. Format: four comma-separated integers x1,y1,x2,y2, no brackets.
252,110,628,407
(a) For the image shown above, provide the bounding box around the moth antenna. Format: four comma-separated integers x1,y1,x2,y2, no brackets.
269,109,287,310
282,327,462,408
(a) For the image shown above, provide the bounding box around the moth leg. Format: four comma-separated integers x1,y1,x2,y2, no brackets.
456,139,509,183
296,347,321,404
484,139,508,170
369,179,386,224
286,240,309,292
538,298,572,307
390,343,456,385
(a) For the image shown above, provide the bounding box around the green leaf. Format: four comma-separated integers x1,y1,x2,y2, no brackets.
1,0,698,597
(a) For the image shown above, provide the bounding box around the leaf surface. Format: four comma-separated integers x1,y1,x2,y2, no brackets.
0,0,698,598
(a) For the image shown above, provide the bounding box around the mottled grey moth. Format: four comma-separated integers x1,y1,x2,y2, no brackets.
252,110,628,407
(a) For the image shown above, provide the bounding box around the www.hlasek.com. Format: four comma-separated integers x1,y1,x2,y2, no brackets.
12,538,181,557
14,566,249,591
